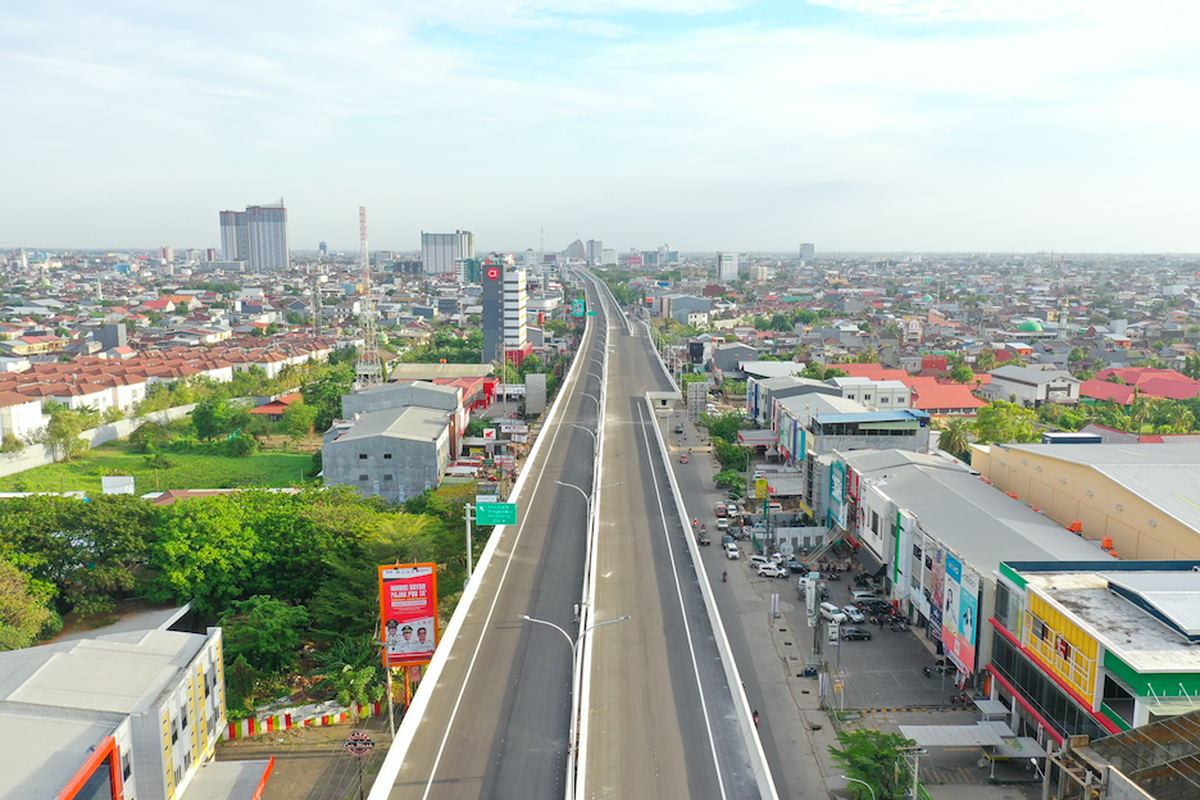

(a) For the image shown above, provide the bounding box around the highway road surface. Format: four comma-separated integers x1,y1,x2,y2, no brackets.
370,276,770,800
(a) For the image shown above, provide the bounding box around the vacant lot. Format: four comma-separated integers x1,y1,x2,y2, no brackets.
0,440,314,494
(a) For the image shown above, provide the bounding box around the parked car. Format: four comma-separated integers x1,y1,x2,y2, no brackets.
724,543,740,559
767,501,783,513
819,602,847,623
786,559,805,574
698,531,711,545
841,605,866,623
748,554,771,568
716,518,729,531
852,590,882,604
757,563,788,579
841,626,872,641
714,501,728,518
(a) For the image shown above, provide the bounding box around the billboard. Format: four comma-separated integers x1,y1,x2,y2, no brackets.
829,461,847,529
379,563,439,667
929,549,945,643
941,553,979,675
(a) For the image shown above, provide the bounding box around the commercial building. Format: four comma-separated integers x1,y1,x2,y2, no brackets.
972,442,1200,560
421,231,474,278
716,252,738,282
835,449,1104,691
219,210,248,262
0,620,267,800
480,264,528,365
991,561,1200,746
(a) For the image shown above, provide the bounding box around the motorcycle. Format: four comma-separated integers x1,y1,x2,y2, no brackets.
722,571,728,583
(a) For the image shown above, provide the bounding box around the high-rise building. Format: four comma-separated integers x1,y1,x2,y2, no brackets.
219,210,248,261
319,241,328,258
586,239,603,265
246,202,290,271
481,264,527,364
800,243,815,260
220,201,290,270
717,251,739,282
421,230,474,278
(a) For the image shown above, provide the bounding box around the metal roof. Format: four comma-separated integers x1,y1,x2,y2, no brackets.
899,721,1011,747
815,410,930,425
336,406,449,443
1104,571,1200,639
843,450,1105,576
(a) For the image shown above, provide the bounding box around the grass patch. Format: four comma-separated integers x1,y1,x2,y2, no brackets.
0,439,314,494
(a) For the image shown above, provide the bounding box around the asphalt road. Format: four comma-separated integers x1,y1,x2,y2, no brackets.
374,282,608,800
372,277,766,800
582,305,761,799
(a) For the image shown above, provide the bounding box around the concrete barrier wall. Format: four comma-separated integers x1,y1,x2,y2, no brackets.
0,404,197,480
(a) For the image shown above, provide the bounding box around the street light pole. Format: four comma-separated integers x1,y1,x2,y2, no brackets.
520,613,631,800
842,775,877,800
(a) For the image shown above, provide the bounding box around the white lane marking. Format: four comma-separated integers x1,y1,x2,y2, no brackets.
631,402,730,800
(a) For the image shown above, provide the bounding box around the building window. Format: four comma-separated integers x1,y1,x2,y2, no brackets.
384,453,392,460
384,474,394,481
358,454,367,460
359,474,369,481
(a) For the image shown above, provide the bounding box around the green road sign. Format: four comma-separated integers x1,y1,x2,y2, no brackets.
476,502,517,526
587,310,596,316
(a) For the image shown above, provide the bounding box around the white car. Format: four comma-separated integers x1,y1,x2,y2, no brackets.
724,543,740,559
757,563,788,579
716,518,730,531
747,554,771,568
819,602,847,623
841,605,866,623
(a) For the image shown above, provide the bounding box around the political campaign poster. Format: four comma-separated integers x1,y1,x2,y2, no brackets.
379,563,439,667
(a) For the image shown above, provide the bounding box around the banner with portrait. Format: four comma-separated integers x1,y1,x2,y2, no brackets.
379,563,439,667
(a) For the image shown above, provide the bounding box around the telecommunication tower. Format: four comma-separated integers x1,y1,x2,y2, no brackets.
355,206,382,386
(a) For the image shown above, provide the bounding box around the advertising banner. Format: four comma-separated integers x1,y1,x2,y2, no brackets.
941,553,978,674
379,563,439,668
829,461,847,529
929,549,945,643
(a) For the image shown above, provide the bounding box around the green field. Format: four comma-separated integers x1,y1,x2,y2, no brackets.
0,440,315,494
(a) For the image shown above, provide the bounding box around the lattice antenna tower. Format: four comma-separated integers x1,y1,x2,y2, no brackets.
356,206,382,386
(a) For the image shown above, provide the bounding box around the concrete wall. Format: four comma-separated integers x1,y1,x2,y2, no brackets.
0,404,197,480
324,429,449,504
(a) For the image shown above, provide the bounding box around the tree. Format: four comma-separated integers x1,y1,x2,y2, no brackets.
934,417,972,457
948,364,974,384
191,396,248,441
976,349,998,372
973,400,1039,444
829,729,916,800
0,557,59,650
218,595,309,674
1183,353,1200,381
45,409,88,461
699,411,744,444
281,401,318,442
801,363,849,381
302,364,355,432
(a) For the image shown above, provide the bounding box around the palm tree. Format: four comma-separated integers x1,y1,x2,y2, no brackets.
934,416,972,458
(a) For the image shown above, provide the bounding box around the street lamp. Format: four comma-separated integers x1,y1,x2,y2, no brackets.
570,423,597,451
520,613,631,800
581,392,600,412
841,776,876,800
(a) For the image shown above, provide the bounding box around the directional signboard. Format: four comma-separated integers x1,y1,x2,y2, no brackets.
476,502,517,526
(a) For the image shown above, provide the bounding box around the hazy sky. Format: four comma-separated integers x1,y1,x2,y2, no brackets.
3,1,1196,255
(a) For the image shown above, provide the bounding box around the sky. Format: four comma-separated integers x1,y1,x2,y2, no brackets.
2,0,1197,255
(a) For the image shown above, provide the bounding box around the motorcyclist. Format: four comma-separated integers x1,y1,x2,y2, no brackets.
722,571,728,582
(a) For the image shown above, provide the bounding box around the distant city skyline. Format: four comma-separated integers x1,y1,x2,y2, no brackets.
2,2,1195,254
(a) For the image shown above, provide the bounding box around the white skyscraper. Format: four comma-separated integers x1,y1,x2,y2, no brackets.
220,201,289,270
717,251,739,282
422,230,475,278
503,268,528,349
